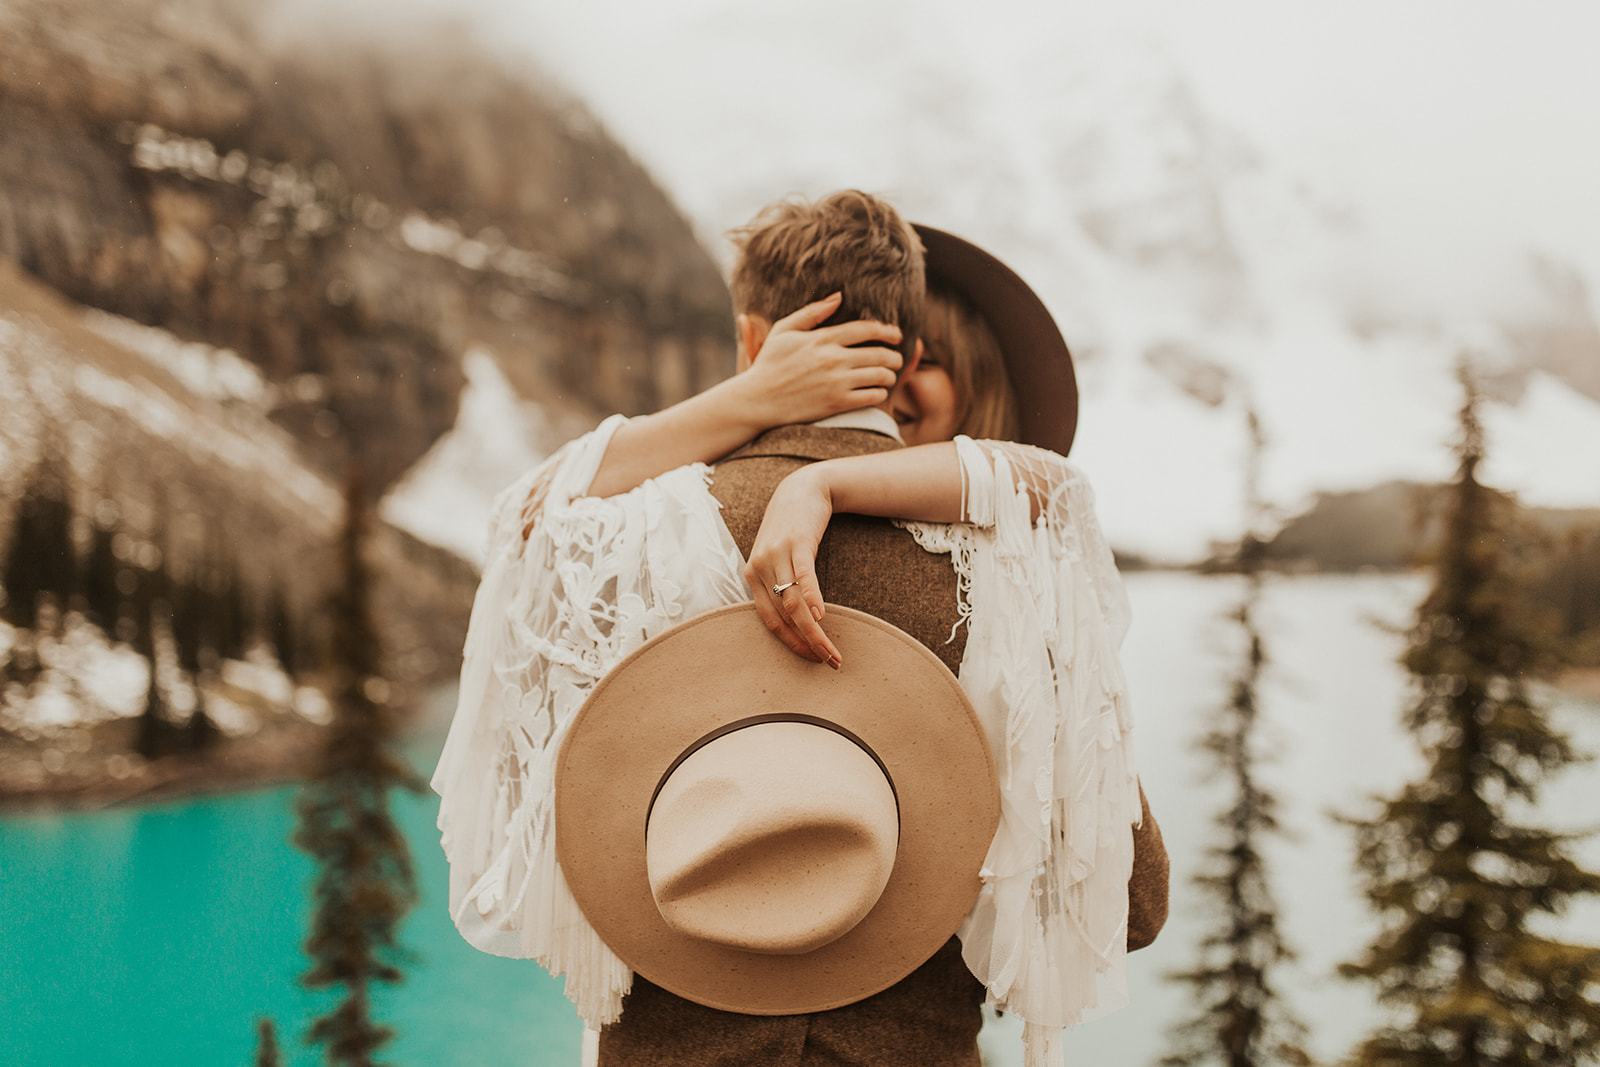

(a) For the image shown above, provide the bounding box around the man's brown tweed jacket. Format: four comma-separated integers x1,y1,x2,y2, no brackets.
597,424,1169,1067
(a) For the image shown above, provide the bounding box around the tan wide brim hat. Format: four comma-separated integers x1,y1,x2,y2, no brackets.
554,603,1000,1016
914,223,1079,456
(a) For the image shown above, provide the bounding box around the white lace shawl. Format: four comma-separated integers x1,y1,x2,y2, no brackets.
431,421,1140,1067
904,437,1140,1067
430,415,750,1020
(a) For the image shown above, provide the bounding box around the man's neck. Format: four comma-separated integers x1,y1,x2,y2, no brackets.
811,406,904,445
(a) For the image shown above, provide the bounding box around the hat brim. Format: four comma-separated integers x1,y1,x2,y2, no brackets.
914,224,1079,456
555,603,999,1015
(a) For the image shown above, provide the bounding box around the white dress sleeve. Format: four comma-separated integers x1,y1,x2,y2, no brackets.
903,437,1140,1067
430,414,750,1027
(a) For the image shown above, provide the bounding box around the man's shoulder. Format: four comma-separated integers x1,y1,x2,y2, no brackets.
715,425,901,467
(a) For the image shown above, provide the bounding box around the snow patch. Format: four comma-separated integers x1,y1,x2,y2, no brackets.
65,344,337,519
294,686,332,725
1482,372,1600,507
0,617,320,737
81,310,270,406
0,617,148,731
222,650,296,707
203,692,259,738
380,348,565,566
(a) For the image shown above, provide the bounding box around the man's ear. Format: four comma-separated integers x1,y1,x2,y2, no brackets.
898,338,924,382
735,313,772,374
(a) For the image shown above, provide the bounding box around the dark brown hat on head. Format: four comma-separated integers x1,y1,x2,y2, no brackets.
913,224,1079,456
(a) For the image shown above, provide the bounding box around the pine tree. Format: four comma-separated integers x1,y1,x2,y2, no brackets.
214,548,253,663
1340,366,1600,1065
2,455,76,631
1532,527,1600,666
185,688,221,753
170,567,221,754
82,516,122,635
269,584,300,679
1163,408,1313,1067
171,568,206,678
294,471,420,1067
255,1018,282,1067
133,593,179,760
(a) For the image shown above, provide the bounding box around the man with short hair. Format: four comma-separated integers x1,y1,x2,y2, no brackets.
434,189,1166,1067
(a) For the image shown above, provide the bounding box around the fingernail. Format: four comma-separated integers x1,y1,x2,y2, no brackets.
828,655,842,670
811,606,823,622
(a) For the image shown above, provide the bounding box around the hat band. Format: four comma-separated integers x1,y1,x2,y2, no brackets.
646,712,899,826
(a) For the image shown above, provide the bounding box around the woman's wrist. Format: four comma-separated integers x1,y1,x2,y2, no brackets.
714,370,782,436
785,462,836,511
729,361,806,434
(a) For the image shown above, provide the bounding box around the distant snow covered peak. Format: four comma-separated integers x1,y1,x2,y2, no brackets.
359,3,1600,562
380,348,596,565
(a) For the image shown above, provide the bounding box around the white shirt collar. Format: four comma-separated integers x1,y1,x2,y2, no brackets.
810,406,904,445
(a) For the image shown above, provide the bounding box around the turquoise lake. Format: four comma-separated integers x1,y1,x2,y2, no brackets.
0,741,584,1067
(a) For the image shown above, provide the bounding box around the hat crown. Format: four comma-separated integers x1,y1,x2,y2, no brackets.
646,721,899,956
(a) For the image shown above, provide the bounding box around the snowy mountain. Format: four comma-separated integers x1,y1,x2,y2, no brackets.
12,0,1587,572
428,9,1600,563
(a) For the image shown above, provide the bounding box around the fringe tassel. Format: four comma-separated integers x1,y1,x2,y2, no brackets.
1023,1021,1064,1067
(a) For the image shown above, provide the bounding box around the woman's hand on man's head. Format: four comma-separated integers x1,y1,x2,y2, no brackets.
740,293,903,431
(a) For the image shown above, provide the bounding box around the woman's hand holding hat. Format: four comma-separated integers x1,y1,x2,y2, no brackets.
746,465,841,668
748,445,969,667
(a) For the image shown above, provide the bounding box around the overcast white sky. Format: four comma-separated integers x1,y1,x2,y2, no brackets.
1123,1,1600,277
432,0,1600,289
291,0,1600,291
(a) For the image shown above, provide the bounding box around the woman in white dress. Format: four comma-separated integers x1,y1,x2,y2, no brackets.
434,230,1150,1067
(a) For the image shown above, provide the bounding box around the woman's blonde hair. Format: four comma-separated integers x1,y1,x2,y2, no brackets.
922,286,1019,441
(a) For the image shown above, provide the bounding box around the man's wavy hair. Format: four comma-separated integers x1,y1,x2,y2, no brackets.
729,190,924,361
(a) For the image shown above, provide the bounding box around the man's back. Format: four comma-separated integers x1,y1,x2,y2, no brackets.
595,421,987,1067
710,424,967,674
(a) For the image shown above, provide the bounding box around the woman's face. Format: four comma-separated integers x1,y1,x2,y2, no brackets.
891,346,962,446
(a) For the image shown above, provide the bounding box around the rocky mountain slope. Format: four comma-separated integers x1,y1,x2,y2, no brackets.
0,255,474,725
0,0,734,494
0,0,742,791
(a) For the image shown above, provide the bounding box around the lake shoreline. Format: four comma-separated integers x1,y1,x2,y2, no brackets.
0,715,327,813
1,685,453,812
5,580,1596,813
